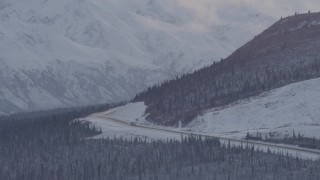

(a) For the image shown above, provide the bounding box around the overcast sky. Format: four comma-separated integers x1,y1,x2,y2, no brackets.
175,0,320,21
244,0,320,17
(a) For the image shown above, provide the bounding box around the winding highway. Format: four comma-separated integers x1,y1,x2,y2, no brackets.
91,110,320,160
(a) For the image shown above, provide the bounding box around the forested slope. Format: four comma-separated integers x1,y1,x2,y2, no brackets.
134,12,320,125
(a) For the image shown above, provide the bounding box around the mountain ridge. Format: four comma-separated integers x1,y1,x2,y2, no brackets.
134,12,320,125
0,0,275,114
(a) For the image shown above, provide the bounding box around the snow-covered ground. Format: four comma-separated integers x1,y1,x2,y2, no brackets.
108,102,148,123
0,0,276,114
186,78,320,139
85,78,320,141
83,85,320,160
83,103,181,140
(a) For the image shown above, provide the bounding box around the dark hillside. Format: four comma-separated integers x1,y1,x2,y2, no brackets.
134,12,320,126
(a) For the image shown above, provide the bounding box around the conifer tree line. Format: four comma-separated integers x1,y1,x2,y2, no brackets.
133,13,320,125
0,107,320,180
246,130,320,150
0,102,125,143
134,55,320,125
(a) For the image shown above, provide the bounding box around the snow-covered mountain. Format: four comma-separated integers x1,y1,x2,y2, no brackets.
133,12,320,125
0,0,275,114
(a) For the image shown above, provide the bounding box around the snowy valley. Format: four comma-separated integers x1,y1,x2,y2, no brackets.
1,1,320,179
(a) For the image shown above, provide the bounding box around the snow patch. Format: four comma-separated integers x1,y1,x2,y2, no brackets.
311,20,320,26
107,102,148,123
290,20,320,32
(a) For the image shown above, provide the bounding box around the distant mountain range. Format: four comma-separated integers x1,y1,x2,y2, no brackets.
134,12,320,125
0,0,275,114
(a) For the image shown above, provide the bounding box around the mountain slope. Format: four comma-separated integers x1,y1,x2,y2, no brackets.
134,12,320,125
0,0,275,114
83,77,320,140
186,77,320,139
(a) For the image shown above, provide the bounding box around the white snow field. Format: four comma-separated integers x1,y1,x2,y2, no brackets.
83,102,182,140
0,0,276,114
186,78,320,139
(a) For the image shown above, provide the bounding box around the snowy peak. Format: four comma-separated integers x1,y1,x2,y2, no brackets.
0,0,275,114
0,0,274,70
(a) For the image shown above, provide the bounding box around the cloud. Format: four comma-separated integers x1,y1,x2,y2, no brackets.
174,0,320,19
139,0,320,33
245,0,320,17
